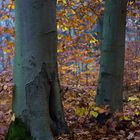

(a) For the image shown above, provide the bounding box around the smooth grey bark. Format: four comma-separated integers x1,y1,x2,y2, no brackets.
96,0,128,111
13,0,68,139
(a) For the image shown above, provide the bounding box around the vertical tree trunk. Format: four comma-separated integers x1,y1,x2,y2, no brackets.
12,0,68,139
96,0,128,111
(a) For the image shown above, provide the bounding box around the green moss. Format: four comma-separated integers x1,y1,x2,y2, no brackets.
5,118,35,140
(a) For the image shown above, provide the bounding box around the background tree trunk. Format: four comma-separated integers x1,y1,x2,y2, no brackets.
96,0,128,111
13,0,68,139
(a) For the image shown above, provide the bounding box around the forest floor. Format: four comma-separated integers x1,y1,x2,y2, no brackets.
0,69,140,140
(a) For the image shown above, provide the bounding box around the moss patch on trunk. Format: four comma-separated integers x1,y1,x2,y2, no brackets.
5,118,35,140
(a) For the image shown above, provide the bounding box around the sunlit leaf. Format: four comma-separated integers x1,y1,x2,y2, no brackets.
11,113,15,122
123,116,131,121
131,121,137,127
75,107,88,117
128,97,138,102
90,111,98,118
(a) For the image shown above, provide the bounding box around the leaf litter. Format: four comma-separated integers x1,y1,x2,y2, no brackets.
0,69,139,140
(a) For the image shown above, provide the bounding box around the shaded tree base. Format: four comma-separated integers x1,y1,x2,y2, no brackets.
10,63,69,140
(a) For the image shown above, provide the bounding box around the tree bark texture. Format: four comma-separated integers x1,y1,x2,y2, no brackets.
96,0,128,111
13,0,68,139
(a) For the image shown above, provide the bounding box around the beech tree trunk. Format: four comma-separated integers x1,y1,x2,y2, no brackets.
96,0,128,111
13,0,68,139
